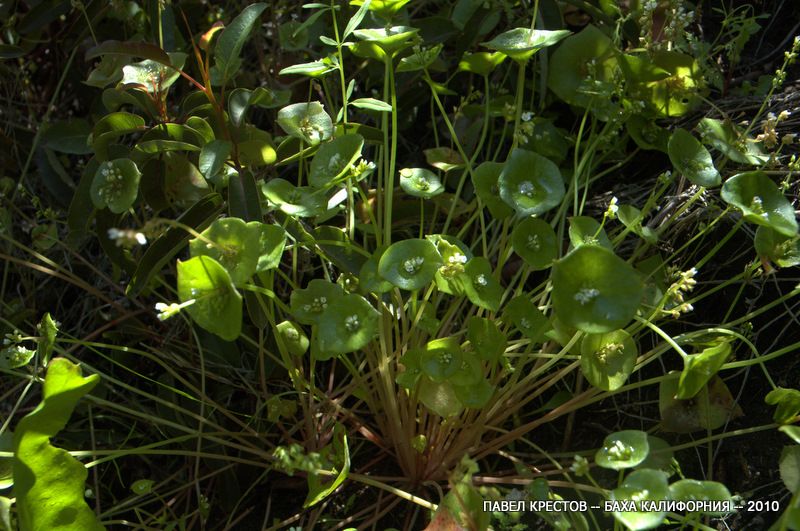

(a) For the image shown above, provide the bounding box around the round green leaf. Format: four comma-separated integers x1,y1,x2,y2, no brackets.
352,26,419,57
276,102,333,145
454,379,494,409
467,316,506,363
420,337,463,383
511,217,558,269
261,178,326,217
458,51,506,77
503,295,551,343
659,373,743,433
378,239,443,291
429,235,473,295
256,224,286,272
551,246,644,333
417,377,463,418
359,247,394,294
397,348,423,389
698,117,768,165
568,216,612,250
595,430,649,470
667,128,720,187
580,329,638,391
668,480,733,515
610,469,670,530
177,256,242,341
498,149,564,217
755,226,800,267
781,446,800,494
449,351,483,386
189,218,261,286
765,387,800,424
482,28,570,62
276,320,309,357
309,134,364,189
290,279,345,325
462,257,503,312
721,171,798,237
121,52,187,94
90,158,141,213
472,161,512,219
637,436,674,474
677,340,732,399
318,293,379,354
399,168,444,199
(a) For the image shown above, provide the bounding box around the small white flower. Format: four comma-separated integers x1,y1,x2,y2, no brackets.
521,111,533,122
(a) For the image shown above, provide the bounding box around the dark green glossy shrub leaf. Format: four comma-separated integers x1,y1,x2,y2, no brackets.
721,171,798,237
580,329,637,391
199,140,232,180
177,256,242,341
13,358,104,531
121,52,186,94
276,321,309,357
309,134,364,188
92,111,146,159
595,430,649,470
610,469,670,530
290,279,345,325
677,339,732,399
42,118,93,154
462,257,502,312
261,179,326,217
90,158,141,213
472,161,512,219
551,246,643,333
659,374,743,433
214,3,267,86
189,218,261,286
229,86,291,126
669,480,734,515
498,149,564,217
667,128,720,187
378,238,443,290
318,294,379,353
277,102,333,145
399,168,444,199
504,296,551,342
482,28,570,62
511,217,558,269
755,226,800,267
467,316,506,363
765,388,800,424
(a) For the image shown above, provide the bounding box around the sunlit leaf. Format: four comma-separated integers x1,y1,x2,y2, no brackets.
721,171,798,237
318,293,379,353
580,329,637,391
90,158,141,213
277,102,334,145
214,3,267,86
482,28,570,62
512,217,558,269
177,256,243,341
668,128,720,187
378,239,443,291
595,430,649,470
610,469,670,530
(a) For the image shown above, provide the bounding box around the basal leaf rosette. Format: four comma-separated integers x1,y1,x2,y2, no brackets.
596,430,649,470
309,134,364,189
276,102,333,145
318,293,379,354
551,246,644,333
498,149,565,217
482,28,570,62
610,469,670,530
177,255,243,341
511,217,558,270
721,171,798,237
580,330,638,391
378,238,443,291
90,158,141,213
189,218,262,286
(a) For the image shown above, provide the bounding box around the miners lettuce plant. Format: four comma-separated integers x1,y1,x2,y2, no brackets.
6,0,800,529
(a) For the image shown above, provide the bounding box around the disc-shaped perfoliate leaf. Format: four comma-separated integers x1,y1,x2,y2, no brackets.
755,226,800,268
417,377,463,418
610,469,670,530
498,149,564,217
261,178,326,217
420,337,464,383
580,329,638,391
458,51,506,76
467,316,506,363
199,139,232,180
595,430,649,470
463,257,503,312
547,25,617,108
504,296,551,343
450,351,484,386
721,172,799,237
396,43,443,72
13,358,104,531
472,161,512,219
189,218,261,286
352,26,419,57
90,158,141,213
290,279,345,325
318,293,379,354
482,28,570,62
359,248,394,294
256,224,286,272
568,216,612,250
350,0,411,20
177,256,242,341
669,480,734,515
378,238,443,291
276,320,309,357
677,340,732,399
551,246,644,333
667,128,720,187
765,388,800,424
309,134,364,188
511,217,558,270
430,235,472,295
454,379,494,409
276,102,333,145
637,436,674,473
400,168,444,199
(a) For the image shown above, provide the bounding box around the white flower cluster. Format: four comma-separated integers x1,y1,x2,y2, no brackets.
107,227,147,247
